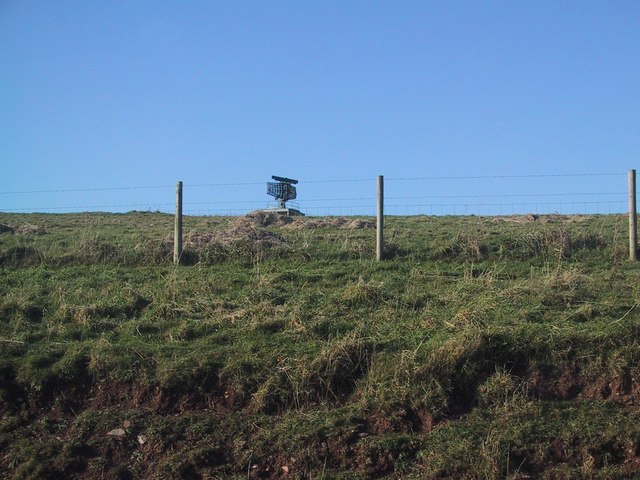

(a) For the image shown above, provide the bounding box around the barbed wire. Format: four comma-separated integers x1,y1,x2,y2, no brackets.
0,203,174,212
0,185,176,195
386,172,625,181
0,171,632,216
2,191,627,212
386,200,626,208
386,192,626,200
186,182,264,187
184,191,628,204
298,178,374,184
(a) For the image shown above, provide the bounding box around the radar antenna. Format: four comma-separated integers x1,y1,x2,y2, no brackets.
267,176,298,209
264,175,304,216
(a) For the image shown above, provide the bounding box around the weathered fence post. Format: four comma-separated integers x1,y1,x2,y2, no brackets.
629,169,637,261
376,175,384,261
174,181,183,265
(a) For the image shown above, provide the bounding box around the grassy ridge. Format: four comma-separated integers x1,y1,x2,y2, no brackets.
1,212,640,479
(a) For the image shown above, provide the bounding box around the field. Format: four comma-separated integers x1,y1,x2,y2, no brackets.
1,211,640,479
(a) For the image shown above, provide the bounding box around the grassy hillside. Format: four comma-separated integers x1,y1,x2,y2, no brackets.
1,211,640,479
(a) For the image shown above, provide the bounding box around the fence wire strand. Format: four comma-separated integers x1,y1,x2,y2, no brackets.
0,171,632,215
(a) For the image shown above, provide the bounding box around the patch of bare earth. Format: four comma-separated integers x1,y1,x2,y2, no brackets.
528,367,640,405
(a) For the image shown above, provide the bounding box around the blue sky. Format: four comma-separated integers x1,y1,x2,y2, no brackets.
1,1,639,215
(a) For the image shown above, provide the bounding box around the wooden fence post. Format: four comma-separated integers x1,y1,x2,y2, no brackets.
174,181,183,265
629,169,637,261
377,175,384,261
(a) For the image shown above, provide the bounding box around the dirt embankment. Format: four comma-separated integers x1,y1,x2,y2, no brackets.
4,365,640,480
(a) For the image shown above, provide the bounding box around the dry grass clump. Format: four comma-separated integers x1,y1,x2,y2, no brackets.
0,246,43,267
531,229,572,259
540,266,590,308
305,333,372,400
422,328,484,377
340,278,387,307
441,233,488,261
570,233,609,251
75,238,121,264
477,369,530,410
252,332,372,412
363,328,487,414
446,307,490,330
502,226,609,261
506,228,572,260
337,237,375,260
134,237,173,264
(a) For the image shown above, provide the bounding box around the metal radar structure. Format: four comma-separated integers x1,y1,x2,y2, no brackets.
265,176,304,216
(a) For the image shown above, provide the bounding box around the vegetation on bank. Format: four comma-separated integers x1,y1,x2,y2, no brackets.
1,211,640,479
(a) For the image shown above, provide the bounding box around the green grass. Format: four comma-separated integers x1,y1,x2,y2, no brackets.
1,212,640,479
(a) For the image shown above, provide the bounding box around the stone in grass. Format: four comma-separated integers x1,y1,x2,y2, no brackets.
107,428,127,440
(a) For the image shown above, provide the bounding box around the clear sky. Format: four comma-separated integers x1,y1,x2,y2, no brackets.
1,1,639,215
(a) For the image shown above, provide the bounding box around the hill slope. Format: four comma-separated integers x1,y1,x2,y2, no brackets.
1,212,640,479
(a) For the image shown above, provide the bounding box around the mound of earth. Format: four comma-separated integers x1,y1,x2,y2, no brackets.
242,211,295,227
184,220,286,250
0,223,15,234
284,217,375,230
239,212,375,230
15,223,47,235
0,246,42,267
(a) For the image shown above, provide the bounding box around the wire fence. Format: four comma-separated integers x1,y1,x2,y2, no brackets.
0,170,636,264
0,171,631,217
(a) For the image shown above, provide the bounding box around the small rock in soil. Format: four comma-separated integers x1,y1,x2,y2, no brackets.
107,428,126,439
